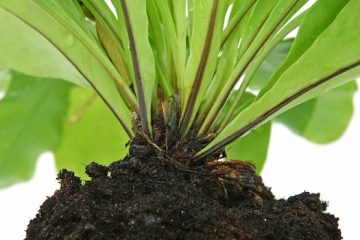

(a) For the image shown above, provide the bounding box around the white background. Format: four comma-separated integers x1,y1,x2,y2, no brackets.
0,80,359,239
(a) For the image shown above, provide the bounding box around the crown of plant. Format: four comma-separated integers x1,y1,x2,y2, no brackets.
1,0,359,176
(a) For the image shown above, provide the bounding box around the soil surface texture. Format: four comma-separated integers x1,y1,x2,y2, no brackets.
26,137,341,240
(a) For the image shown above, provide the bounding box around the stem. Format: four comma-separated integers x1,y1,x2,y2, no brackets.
120,0,150,136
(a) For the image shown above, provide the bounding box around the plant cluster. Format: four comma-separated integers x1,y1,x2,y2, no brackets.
0,0,359,187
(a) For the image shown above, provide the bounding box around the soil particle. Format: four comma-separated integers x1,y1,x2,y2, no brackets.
26,138,341,240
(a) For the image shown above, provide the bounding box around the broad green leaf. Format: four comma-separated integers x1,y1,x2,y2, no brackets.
110,0,136,85
110,0,130,46
243,28,356,145
221,10,307,129
81,0,119,40
221,0,256,46
237,0,279,57
146,0,174,99
120,0,156,134
236,0,305,88
219,83,271,173
198,0,360,159
197,14,244,130
0,6,88,87
260,0,351,97
96,23,132,86
197,0,252,129
237,0,305,59
182,0,220,109
0,0,136,135
172,0,187,95
180,0,228,135
56,0,97,41
55,87,129,180
0,72,71,188
226,122,271,174
0,69,11,95
154,1,178,86
222,10,307,129
249,40,293,90
147,0,168,71
81,0,132,85
214,92,256,133
277,81,357,143
200,0,303,137
187,0,194,42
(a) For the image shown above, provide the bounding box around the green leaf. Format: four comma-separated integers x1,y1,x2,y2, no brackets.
120,0,156,134
56,0,97,40
172,0,187,94
199,0,303,137
0,72,71,188
218,83,272,173
180,0,228,135
96,22,132,86
147,0,168,72
276,81,357,143
260,0,351,96
0,69,11,94
221,0,256,46
146,0,174,99
55,87,129,180
250,40,293,90
219,9,307,130
237,0,279,58
0,0,136,135
154,1,178,83
0,4,88,87
110,0,136,85
197,6,245,132
197,0,360,160
81,0,132,85
215,92,255,132
226,122,271,174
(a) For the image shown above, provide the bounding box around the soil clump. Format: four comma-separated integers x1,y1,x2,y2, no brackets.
26,136,341,240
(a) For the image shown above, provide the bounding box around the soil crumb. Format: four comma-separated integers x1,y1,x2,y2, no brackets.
26,138,341,240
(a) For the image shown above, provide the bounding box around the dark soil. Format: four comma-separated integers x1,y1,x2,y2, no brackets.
26,136,341,240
